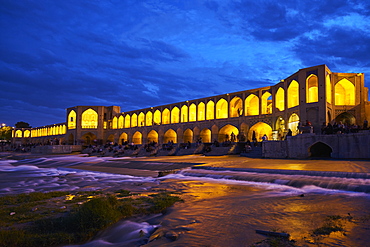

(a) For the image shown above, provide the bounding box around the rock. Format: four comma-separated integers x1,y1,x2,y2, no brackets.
165,231,179,241
148,228,165,242
10,212,16,215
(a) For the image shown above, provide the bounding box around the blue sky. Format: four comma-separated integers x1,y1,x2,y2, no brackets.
1,0,369,127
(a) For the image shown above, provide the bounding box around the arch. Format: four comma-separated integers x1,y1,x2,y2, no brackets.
112,116,118,129
230,96,243,117
288,113,300,136
261,92,272,114
189,103,197,122
335,78,355,105
171,107,180,123
162,108,170,124
118,116,124,129
245,94,259,116
68,134,74,145
147,130,158,143
335,112,356,126
181,105,188,122
275,87,285,111
119,132,128,144
138,112,145,127
306,74,318,103
287,80,299,108
81,109,98,129
206,101,215,120
68,110,76,129
81,132,97,146
164,129,177,143
275,116,285,140
309,142,332,157
154,110,161,125
124,115,131,128
326,75,332,104
200,128,211,143
132,131,142,144
218,124,239,142
198,102,205,121
15,130,22,138
107,134,114,143
216,98,228,119
131,113,138,127
248,122,272,141
183,129,193,143
146,111,153,126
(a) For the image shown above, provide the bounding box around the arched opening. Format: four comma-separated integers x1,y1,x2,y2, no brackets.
124,115,131,128
275,87,285,111
306,74,318,103
24,130,30,138
216,98,228,119
112,117,118,129
138,112,145,127
131,114,138,127
326,75,332,104
119,132,128,144
183,129,193,143
200,128,211,143
309,142,332,157
335,112,356,126
288,113,300,136
189,104,197,122
81,132,97,146
245,94,259,116
230,96,243,117
248,122,272,141
171,107,180,124
162,108,170,124
146,111,153,126
206,101,215,120
261,92,272,114
218,124,239,142
275,117,285,140
181,105,188,122
118,116,124,129
335,79,355,105
68,134,74,145
132,131,142,144
154,110,161,125
68,110,76,129
164,129,177,143
147,130,158,143
198,102,205,121
107,134,114,144
288,80,299,108
81,109,98,129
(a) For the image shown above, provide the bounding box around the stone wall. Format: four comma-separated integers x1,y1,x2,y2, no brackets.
31,145,82,154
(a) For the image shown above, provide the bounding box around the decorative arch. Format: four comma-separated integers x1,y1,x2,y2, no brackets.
118,116,124,129
183,129,193,143
218,124,239,142
146,111,153,126
81,132,97,146
119,132,128,144
230,96,243,118
15,130,22,137
112,117,118,129
138,112,145,127
124,115,131,128
131,114,138,127
276,116,285,140
261,92,272,114
162,108,170,124
132,131,142,144
216,98,228,119
248,122,272,141
171,107,180,124
206,101,215,120
164,129,177,143
288,113,300,136
287,80,299,108
181,105,188,122
309,142,332,157
198,102,205,121
154,110,161,125
81,109,98,129
275,87,285,111
326,75,332,104
335,79,355,105
200,128,211,143
335,112,356,126
245,94,259,116
306,74,318,103
68,110,76,129
107,134,114,143
189,103,197,122
147,130,158,143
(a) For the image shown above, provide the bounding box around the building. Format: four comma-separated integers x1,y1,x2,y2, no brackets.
12,65,370,147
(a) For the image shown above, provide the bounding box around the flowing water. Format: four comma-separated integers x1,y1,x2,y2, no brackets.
1,154,370,246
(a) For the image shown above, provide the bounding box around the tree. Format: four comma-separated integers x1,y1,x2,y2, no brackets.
15,121,31,128
0,126,13,140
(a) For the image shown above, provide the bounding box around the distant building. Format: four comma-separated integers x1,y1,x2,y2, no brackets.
12,64,370,146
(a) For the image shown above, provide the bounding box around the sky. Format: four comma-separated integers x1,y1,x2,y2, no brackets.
1,0,370,128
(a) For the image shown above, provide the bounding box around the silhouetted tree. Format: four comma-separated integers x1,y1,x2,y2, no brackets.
0,126,13,140
15,121,31,128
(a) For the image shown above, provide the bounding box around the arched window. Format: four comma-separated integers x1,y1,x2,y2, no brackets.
216,98,228,119
335,79,355,105
118,116,124,129
206,101,214,120
189,104,197,122
261,92,272,114
245,94,259,116
287,80,299,108
275,87,285,111
131,113,138,127
112,117,118,129
306,74,318,103
230,96,243,117
288,113,300,136
162,108,170,124
171,107,180,123
181,105,188,122
154,110,161,125
198,102,205,121
138,112,145,127
68,110,76,129
124,115,131,128
326,75,332,104
146,111,153,126
81,109,98,129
